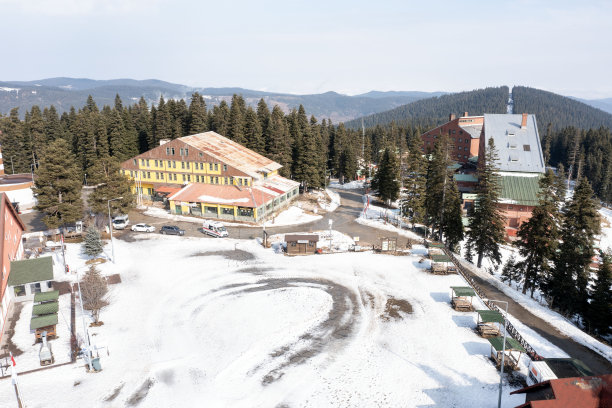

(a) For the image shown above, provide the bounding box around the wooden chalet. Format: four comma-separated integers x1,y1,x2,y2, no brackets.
487,336,525,371
475,309,504,337
450,286,476,311
285,234,319,255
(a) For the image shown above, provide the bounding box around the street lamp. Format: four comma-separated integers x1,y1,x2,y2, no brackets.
488,299,509,408
328,219,333,252
107,197,123,264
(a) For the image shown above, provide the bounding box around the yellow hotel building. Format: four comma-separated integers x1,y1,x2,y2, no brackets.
120,131,299,222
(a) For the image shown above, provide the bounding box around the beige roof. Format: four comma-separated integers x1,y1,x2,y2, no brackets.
180,132,282,179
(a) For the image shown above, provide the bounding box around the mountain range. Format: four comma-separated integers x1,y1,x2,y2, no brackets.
1,78,611,128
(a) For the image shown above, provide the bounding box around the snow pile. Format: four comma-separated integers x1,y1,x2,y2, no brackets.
196,195,250,204
356,195,421,240
4,187,36,210
263,206,321,227
7,237,528,407
317,189,340,212
328,180,365,190
598,207,612,252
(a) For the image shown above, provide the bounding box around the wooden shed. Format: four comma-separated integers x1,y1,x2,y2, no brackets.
487,336,525,371
476,309,504,337
31,314,58,340
430,254,454,274
285,234,319,255
450,286,476,312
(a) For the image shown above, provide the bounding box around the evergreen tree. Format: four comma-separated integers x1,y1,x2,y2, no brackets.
73,112,97,173
133,97,152,152
267,105,292,177
108,109,128,160
26,105,47,164
257,98,271,141
465,138,506,268
501,255,522,289
0,108,28,173
441,176,464,251
244,107,264,154
585,251,612,336
153,96,171,143
188,92,208,134
33,139,83,228
371,148,399,203
401,132,427,228
87,157,134,215
228,95,246,144
43,105,62,142
515,171,560,297
424,133,451,239
339,145,358,182
83,226,104,257
211,100,230,136
551,178,600,317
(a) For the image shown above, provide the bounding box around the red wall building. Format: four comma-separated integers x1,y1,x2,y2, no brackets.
0,192,26,343
421,113,483,163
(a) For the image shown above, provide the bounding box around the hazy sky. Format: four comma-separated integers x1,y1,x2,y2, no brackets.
1,0,610,98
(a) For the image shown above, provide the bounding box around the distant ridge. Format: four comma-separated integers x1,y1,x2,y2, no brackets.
0,78,442,122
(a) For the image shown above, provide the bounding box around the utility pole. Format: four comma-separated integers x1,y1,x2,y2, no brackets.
77,269,94,372
328,219,333,252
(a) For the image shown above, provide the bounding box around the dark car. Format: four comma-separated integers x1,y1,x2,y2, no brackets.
159,225,185,236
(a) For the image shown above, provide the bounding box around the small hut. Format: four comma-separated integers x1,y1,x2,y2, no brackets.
31,290,60,341
426,241,445,255
30,314,58,340
487,337,525,371
285,234,319,255
430,254,454,274
476,310,504,337
450,286,476,311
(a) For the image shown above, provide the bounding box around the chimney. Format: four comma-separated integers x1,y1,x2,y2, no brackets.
449,113,456,121
463,111,468,117
521,113,528,129
0,145,4,177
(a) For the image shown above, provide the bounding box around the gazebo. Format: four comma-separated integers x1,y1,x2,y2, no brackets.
430,254,454,274
450,286,476,311
487,336,525,371
475,309,504,337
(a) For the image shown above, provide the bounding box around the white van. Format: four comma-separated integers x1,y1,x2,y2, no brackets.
202,220,228,238
112,214,130,230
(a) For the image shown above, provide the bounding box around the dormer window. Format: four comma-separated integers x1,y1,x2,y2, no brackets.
523,145,531,151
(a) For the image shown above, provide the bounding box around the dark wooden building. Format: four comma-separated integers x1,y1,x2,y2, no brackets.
285,234,319,255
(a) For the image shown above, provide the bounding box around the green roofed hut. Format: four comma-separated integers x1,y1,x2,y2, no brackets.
429,254,456,275
30,313,58,340
34,290,59,304
8,257,54,298
476,309,504,337
450,286,476,311
487,336,526,371
32,301,59,317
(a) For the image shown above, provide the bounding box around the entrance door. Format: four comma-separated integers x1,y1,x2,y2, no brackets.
299,243,307,253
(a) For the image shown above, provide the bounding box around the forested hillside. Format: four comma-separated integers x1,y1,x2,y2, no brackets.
512,86,612,130
345,87,509,129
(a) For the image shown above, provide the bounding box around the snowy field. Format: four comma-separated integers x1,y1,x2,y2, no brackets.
2,237,529,408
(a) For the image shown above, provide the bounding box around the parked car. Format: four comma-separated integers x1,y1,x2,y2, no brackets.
131,223,155,233
160,225,185,236
112,214,130,230
201,220,228,238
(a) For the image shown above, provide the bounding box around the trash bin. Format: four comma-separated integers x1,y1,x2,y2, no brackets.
91,357,102,372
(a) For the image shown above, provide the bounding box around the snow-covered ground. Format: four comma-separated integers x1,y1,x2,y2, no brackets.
328,180,364,190
268,229,356,253
356,195,421,240
319,189,340,212
3,237,529,407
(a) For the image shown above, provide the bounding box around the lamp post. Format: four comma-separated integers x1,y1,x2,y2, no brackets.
76,267,94,372
488,299,509,408
328,219,333,252
10,156,14,174
107,197,123,264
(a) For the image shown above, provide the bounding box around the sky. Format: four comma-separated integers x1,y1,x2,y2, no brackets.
0,0,611,99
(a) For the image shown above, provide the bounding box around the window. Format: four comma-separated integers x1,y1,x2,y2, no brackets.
180,148,183,155
166,147,170,155
154,160,158,167
457,154,461,158
185,148,188,156
141,159,145,165
209,163,213,171
171,147,175,155
206,206,217,214
214,163,219,171
239,207,253,217
230,177,234,185
458,138,462,143
130,171,134,177
181,161,186,169
30,282,42,294
291,242,297,247
146,159,150,166
173,174,177,181
168,160,172,167
182,174,185,182
459,130,463,135
199,152,203,157
133,159,137,166
222,207,233,215
224,177,228,184
13,285,25,297
187,175,191,182
215,177,219,184
239,178,243,186
173,161,176,168
223,164,227,172
523,145,531,151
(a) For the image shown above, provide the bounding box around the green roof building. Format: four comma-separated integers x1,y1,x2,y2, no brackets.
8,256,54,298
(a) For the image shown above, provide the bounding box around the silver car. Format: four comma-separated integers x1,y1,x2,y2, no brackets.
131,223,155,233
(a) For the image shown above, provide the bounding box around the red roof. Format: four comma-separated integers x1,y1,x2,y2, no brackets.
155,185,182,195
512,374,612,408
168,184,275,208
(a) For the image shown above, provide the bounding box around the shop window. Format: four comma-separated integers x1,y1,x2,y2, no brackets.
222,207,234,215
239,208,253,217
206,206,218,214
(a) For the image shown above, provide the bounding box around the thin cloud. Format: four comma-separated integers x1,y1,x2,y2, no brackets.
0,0,163,16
